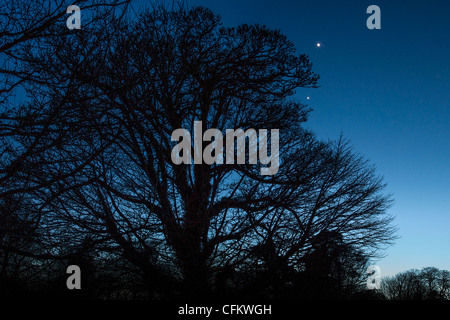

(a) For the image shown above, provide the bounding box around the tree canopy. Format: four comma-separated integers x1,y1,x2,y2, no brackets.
0,2,397,299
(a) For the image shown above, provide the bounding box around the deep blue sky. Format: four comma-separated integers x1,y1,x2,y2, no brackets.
133,0,450,277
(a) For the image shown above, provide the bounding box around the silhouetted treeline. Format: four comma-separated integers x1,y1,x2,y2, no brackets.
0,229,381,300
381,267,450,300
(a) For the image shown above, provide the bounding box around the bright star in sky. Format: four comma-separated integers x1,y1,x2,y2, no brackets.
316,42,321,48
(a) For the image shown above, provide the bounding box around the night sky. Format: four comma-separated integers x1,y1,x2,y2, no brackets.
133,0,450,277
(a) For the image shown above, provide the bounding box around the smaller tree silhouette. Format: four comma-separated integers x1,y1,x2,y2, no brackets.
381,267,450,300
296,231,371,299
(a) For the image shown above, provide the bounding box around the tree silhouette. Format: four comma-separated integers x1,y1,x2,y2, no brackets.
1,3,397,299
0,0,130,199
382,267,450,300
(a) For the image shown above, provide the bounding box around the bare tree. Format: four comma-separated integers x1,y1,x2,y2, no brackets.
3,4,397,298
381,267,450,300
0,0,130,198
0,0,131,297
